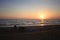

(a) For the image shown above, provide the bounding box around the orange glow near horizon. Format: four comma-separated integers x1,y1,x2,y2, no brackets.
38,9,47,19
38,8,57,20
39,14,46,19
0,9,59,19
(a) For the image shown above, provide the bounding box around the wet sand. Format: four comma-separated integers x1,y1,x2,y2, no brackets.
0,25,60,40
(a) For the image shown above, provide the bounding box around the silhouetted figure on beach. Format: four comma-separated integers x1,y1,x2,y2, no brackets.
14,25,17,32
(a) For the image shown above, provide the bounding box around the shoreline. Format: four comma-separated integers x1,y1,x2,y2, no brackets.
0,25,60,40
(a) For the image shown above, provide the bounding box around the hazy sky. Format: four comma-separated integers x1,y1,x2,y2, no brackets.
0,0,60,19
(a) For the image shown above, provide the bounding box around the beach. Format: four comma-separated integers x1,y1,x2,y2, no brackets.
0,25,60,40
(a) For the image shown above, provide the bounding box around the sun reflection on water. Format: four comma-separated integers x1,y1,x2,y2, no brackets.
40,24,45,26
40,19,45,26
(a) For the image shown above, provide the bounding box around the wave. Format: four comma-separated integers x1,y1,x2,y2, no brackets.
0,19,60,27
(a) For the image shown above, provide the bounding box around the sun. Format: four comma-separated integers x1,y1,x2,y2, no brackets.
40,15,45,19
39,14,46,19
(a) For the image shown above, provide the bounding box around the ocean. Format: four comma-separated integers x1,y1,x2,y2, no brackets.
0,19,60,27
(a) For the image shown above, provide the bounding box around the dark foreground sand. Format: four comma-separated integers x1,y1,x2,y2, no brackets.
0,25,60,40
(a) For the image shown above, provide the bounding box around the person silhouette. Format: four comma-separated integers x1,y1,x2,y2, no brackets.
14,25,17,32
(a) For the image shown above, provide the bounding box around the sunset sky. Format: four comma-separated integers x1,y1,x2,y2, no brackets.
0,0,60,19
